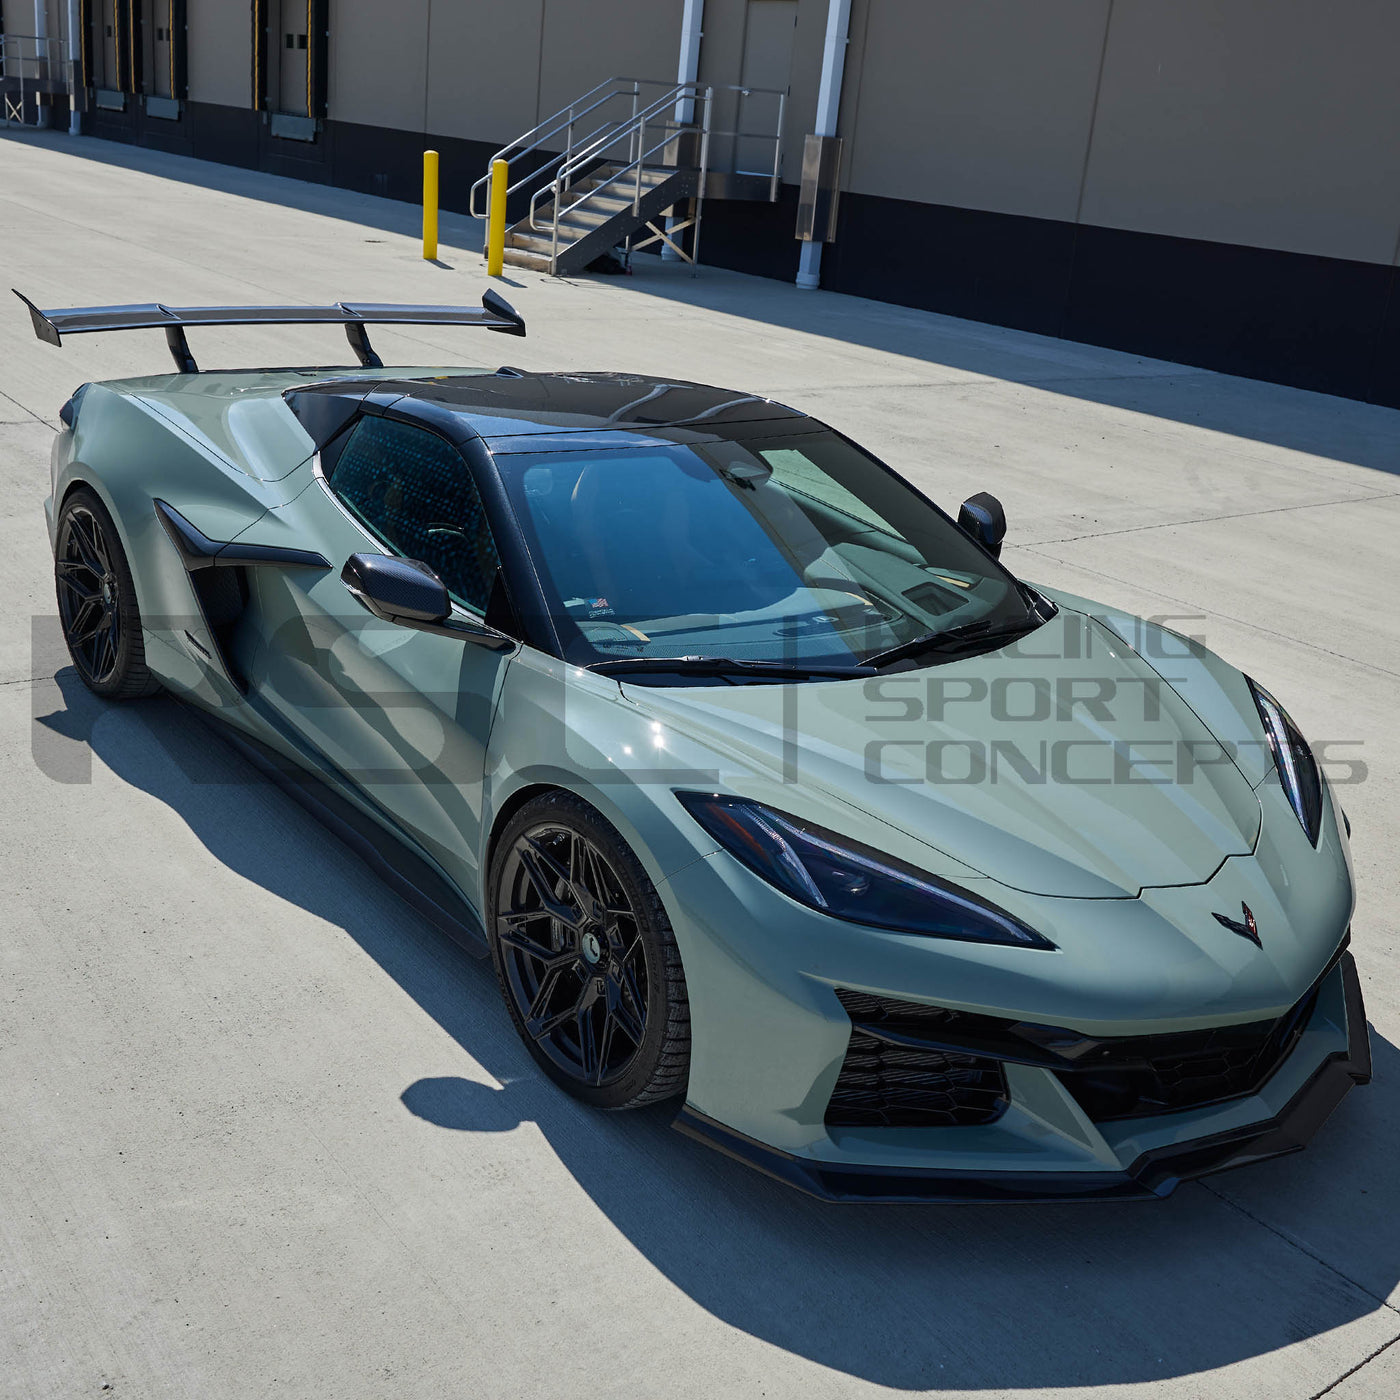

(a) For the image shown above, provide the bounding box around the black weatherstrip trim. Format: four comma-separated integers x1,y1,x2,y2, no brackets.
251,0,269,113
310,0,330,121
153,500,331,572
172,0,190,101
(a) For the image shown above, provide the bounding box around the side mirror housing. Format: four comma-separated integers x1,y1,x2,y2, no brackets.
341,553,515,651
957,492,1007,558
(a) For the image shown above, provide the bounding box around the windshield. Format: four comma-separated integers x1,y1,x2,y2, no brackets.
498,429,1036,669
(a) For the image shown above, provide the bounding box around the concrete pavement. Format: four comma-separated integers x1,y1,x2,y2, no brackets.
1,128,1398,1400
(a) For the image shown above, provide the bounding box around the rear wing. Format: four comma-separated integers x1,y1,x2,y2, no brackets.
12,288,526,373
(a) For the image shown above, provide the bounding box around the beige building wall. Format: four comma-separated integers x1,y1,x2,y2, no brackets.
1079,0,1400,264
696,1,836,188
298,0,682,146
328,0,431,132
693,0,749,165
187,0,251,109
838,0,1110,222
423,2,545,143
536,0,683,125
162,1,1400,272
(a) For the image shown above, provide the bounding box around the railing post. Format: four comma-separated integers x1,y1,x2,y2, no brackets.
487,157,509,277
771,91,786,202
422,150,439,261
550,179,561,274
692,87,712,269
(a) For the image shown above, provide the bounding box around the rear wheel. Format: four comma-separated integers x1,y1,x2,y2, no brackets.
54,488,160,699
488,792,690,1109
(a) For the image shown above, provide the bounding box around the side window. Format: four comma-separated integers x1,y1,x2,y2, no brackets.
329,417,500,614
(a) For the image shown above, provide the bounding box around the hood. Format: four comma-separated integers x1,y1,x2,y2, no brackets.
629,611,1261,899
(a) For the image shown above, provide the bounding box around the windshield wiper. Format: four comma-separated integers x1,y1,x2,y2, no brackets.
590,655,874,681
863,616,1042,670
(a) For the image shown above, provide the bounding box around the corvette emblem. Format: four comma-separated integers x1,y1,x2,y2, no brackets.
1213,902,1261,946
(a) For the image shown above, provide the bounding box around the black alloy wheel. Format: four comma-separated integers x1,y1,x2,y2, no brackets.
489,792,690,1109
54,489,160,699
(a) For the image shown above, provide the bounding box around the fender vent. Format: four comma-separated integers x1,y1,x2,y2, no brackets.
189,565,250,689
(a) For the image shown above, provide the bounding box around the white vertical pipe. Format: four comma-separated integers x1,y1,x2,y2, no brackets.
33,0,51,128
677,0,704,99
67,0,82,133
796,0,852,290
663,0,705,261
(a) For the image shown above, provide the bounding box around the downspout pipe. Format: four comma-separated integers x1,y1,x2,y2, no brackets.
796,0,852,290
33,0,51,129
67,0,82,133
663,0,705,262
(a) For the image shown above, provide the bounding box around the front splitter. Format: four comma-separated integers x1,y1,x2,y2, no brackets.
673,953,1372,1204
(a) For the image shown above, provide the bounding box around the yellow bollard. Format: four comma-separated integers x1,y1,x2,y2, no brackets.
422,150,439,261
487,158,508,278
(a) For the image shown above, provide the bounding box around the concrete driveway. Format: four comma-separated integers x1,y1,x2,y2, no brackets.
1,128,1397,1400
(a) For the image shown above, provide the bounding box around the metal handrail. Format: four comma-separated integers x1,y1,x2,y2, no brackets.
0,34,72,74
471,73,787,274
715,83,787,200
468,77,688,218
527,84,712,271
534,117,694,234
551,85,707,193
1,33,76,126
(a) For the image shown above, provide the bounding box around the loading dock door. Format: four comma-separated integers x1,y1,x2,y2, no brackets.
736,0,796,176
144,0,172,98
274,0,309,116
100,0,120,89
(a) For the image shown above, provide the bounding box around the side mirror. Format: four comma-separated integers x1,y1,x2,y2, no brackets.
957,492,1007,559
341,553,515,651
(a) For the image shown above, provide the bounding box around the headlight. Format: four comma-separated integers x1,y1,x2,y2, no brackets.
1248,679,1323,845
676,792,1055,949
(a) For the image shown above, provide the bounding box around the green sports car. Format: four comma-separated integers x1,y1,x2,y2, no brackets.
22,289,1369,1201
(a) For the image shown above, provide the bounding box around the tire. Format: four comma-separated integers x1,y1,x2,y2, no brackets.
54,487,161,700
488,791,690,1110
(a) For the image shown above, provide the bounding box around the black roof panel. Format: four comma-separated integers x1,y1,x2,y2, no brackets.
399,370,802,437
291,370,801,438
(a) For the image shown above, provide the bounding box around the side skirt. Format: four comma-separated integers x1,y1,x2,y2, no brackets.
186,704,489,958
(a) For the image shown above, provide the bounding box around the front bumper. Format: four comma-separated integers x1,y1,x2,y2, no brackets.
674,951,1370,1202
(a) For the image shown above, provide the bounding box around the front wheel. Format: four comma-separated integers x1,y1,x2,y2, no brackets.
54,488,161,699
488,792,690,1109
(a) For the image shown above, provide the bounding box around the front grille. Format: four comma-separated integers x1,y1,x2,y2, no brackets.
830,963,1331,1129
1058,986,1319,1122
826,991,1008,1129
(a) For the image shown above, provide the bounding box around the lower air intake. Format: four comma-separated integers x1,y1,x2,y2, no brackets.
826,992,1008,1129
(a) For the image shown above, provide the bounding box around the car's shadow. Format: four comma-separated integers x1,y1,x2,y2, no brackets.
34,674,1400,1391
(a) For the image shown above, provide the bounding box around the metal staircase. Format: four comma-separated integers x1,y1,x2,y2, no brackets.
2,33,76,127
504,155,703,276
471,77,785,277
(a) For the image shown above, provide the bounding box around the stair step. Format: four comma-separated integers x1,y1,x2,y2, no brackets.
568,166,674,196
506,229,579,255
491,154,695,278
562,192,633,216
555,205,624,230
502,247,551,271
536,192,636,226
